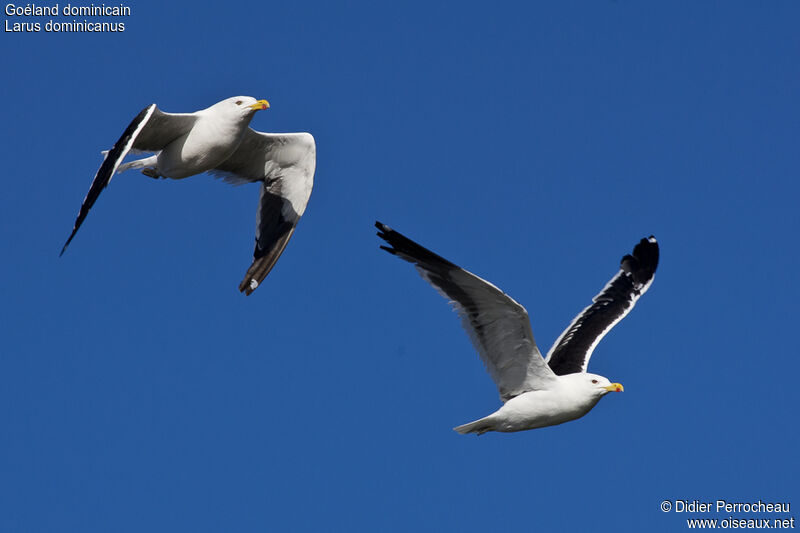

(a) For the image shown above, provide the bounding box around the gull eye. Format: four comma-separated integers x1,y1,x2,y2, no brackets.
235,100,243,105
591,379,598,384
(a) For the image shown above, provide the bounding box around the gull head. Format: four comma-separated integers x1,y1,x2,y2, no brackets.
580,373,624,397
555,373,624,406
212,96,270,120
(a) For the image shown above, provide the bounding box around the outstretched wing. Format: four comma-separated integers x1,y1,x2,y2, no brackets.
60,105,196,255
213,130,316,295
376,222,556,402
545,237,659,375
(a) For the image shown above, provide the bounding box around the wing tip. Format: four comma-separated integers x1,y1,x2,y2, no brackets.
238,277,259,296
59,225,81,256
633,235,659,272
238,228,297,296
374,220,453,266
378,244,397,256
238,261,270,296
375,220,391,234
375,221,398,253
618,235,659,292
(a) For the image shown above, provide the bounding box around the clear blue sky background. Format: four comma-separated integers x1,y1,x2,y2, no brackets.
1,1,798,531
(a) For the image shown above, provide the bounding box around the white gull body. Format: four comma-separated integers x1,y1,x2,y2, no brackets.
468,373,617,433
61,96,316,295
376,222,658,434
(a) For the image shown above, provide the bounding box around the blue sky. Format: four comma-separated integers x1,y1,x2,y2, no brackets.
1,1,798,531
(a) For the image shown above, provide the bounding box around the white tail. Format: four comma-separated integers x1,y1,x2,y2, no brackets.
453,416,494,435
116,155,158,174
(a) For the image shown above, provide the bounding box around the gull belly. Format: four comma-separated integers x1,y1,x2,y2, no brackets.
486,387,603,432
157,117,247,179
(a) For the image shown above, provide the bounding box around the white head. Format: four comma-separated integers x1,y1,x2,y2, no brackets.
207,96,270,121
560,372,624,400
584,373,624,396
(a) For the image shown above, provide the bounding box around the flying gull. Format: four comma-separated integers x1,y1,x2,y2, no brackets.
376,222,659,434
60,96,316,295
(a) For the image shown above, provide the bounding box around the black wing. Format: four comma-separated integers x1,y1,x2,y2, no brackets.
545,236,659,375
214,131,316,295
238,184,298,295
60,105,196,256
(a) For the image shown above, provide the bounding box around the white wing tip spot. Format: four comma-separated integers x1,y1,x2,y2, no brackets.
249,279,259,290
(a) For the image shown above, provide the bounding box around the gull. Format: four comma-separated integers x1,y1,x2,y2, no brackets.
376,221,659,434
60,96,316,295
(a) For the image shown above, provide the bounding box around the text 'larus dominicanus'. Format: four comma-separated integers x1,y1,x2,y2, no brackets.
376,222,659,434
60,96,316,295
